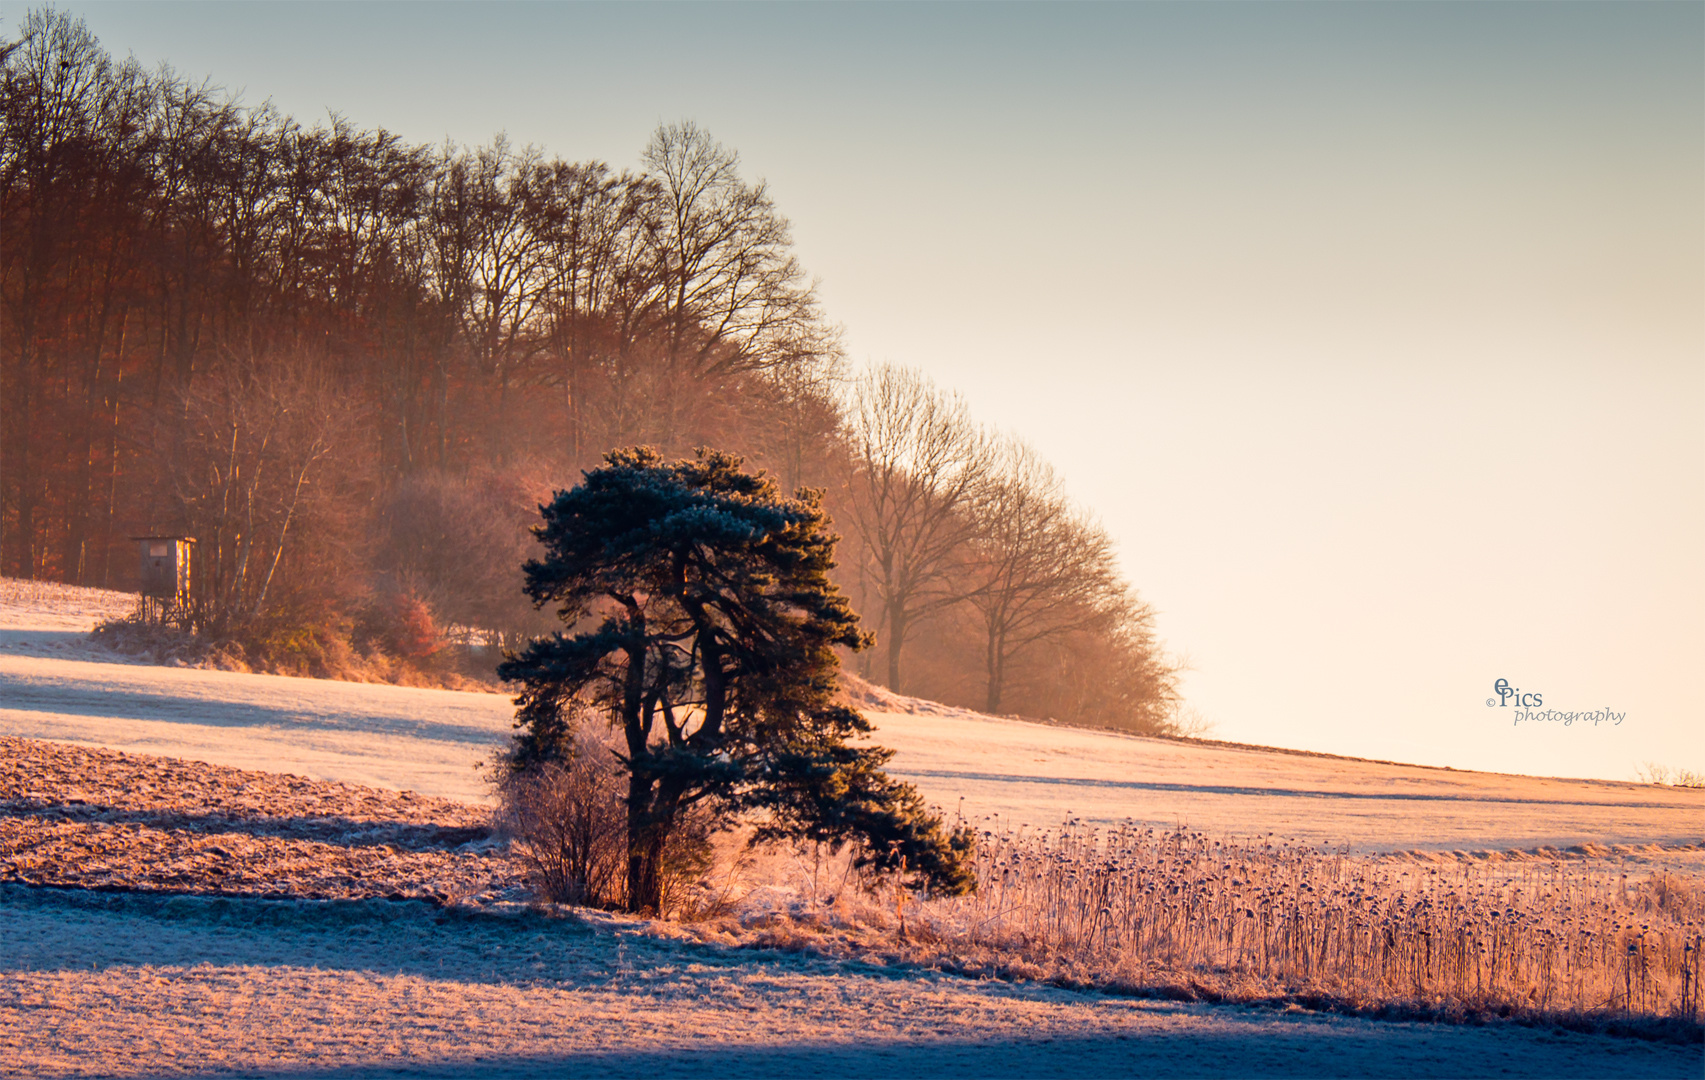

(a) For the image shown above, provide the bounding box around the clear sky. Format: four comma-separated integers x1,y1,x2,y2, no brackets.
28,1,1703,783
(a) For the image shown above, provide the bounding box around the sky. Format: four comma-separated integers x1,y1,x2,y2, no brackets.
23,1,1703,783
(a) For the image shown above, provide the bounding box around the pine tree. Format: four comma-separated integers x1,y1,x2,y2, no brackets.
500,446,974,912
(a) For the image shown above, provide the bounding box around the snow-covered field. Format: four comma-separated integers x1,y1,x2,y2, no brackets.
3,580,1699,853
2,580,1702,1077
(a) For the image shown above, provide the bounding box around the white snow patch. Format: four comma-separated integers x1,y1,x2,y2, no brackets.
0,653,514,803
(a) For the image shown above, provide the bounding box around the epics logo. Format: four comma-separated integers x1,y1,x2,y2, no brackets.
1489,678,1542,708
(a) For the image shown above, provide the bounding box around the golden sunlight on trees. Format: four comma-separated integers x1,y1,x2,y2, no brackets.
160,359,367,633
838,366,1178,732
965,440,1124,715
640,122,832,386
374,464,558,650
841,365,992,693
1,7,1178,731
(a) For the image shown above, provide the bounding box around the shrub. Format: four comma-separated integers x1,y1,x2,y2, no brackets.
234,601,359,679
496,745,627,908
354,589,443,661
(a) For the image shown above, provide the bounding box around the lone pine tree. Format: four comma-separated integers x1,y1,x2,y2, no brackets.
499,447,974,913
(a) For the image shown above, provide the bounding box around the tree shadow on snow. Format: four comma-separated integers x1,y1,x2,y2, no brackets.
0,676,499,744
193,1024,1705,1080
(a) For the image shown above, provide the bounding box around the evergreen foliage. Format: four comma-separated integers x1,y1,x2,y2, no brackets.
499,447,975,912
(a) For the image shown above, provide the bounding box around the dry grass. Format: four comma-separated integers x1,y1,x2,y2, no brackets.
88,615,500,691
673,819,1704,1038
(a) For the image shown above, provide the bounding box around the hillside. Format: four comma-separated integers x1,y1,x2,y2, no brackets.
2,580,1699,855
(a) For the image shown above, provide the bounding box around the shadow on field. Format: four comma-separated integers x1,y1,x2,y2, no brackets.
201,1024,1700,1080
893,768,1682,810
4,886,1699,1080
0,672,497,744
1,884,740,984
0,803,489,849
0,629,116,652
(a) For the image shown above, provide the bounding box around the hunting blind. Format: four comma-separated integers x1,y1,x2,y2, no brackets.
133,535,194,624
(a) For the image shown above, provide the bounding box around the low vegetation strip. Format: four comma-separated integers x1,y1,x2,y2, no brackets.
697,822,1702,1041
0,818,517,904
10,888,1700,1080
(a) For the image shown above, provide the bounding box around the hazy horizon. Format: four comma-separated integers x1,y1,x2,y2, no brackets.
28,1,1703,784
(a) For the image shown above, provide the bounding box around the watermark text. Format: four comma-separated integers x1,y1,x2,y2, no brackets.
1485,678,1624,727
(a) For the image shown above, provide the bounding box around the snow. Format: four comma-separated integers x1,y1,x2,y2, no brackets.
0,651,515,803
0,578,137,636
3,886,1699,1079
3,584,1698,852
1,578,513,802
867,710,1705,854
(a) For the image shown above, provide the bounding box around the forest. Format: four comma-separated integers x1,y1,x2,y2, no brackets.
0,8,1178,733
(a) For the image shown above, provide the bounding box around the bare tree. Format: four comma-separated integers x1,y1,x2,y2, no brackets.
376,462,557,649
841,364,992,692
0,9,1182,717
0,8,151,578
747,347,845,495
1021,589,1180,734
526,126,844,473
965,438,1123,714
161,357,366,630
297,115,438,476
530,160,656,463
428,136,554,463
637,121,828,383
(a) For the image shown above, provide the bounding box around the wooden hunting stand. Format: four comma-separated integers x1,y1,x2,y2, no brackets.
133,535,195,627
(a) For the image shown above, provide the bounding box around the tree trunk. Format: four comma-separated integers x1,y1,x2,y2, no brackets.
886,603,907,692
624,773,676,915
99,313,129,587
625,772,659,912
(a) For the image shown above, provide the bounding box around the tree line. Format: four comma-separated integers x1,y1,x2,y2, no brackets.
1,8,1178,733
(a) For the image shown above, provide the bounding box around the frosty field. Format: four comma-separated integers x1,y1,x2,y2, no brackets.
6,886,1699,1079
3,580,1699,853
1,581,1702,1077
